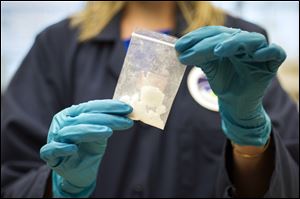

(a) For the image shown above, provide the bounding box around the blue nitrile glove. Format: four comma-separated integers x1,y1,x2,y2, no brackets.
40,100,133,197
175,26,286,146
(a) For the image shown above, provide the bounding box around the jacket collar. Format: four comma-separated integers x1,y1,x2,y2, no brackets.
90,8,188,79
91,7,187,42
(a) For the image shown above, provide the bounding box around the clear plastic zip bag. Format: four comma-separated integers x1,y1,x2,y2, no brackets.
113,29,186,130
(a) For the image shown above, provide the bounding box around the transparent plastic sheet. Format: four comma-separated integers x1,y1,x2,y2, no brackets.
113,29,186,130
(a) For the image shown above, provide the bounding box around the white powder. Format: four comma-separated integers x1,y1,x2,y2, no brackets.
119,85,166,129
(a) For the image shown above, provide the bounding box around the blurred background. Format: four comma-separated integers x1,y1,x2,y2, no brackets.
1,1,299,104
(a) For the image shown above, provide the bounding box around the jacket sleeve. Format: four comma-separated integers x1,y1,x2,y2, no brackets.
216,78,299,198
263,78,299,197
1,22,72,197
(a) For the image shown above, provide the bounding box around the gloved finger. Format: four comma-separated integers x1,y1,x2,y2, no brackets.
175,26,238,53
65,113,134,131
178,32,232,65
54,124,113,144
64,100,133,117
40,141,78,167
253,43,287,72
214,31,268,57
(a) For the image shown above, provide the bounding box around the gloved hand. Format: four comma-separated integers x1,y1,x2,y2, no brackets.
175,26,286,146
40,100,133,197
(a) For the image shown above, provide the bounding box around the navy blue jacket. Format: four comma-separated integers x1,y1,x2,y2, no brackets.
1,11,299,198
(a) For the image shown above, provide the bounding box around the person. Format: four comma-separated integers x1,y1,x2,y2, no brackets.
1,2,299,198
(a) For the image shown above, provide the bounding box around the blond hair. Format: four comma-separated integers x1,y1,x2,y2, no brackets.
71,1,225,42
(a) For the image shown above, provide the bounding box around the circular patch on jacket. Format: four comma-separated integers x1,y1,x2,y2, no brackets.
187,67,219,112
